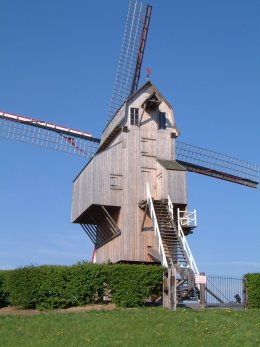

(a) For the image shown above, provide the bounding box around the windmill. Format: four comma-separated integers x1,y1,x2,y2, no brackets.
1,1,259,306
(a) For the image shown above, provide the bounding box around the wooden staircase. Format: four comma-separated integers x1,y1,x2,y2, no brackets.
145,184,201,305
153,199,200,302
153,200,188,268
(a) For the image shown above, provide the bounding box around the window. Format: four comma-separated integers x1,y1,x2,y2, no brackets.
158,112,166,129
130,108,139,126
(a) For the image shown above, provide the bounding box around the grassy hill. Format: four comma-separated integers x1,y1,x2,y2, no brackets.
0,307,259,346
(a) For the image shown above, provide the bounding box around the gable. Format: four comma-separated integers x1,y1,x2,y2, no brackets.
100,81,178,147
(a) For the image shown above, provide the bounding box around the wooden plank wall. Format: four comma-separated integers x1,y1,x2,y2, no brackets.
72,82,188,263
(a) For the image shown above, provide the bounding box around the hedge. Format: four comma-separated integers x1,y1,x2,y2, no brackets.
0,264,163,310
244,273,260,308
107,264,163,307
0,271,9,308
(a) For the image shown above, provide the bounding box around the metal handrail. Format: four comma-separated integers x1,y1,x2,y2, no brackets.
178,209,197,227
146,183,168,267
167,195,199,275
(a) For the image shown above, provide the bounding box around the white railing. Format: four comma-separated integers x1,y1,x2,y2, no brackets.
146,183,168,268
167,195,199,275
177,209,197,229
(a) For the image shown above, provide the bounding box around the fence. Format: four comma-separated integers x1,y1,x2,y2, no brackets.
205,275,244,308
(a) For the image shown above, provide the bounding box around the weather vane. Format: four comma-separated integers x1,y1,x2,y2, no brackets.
146,67,151,80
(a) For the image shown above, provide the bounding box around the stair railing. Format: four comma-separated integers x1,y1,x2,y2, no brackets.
167,195,199,275
146,183,168,267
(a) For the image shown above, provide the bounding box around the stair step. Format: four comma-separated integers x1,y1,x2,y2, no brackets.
168,256,186,259
161,234,179,240
158,224,175,227
160,232,177,235
160,230,177,234
153,198,192,269
161,234,177,237
165,251,184,255
161,237,178,241
165,245,183,249
158,224,173,226
167,249,185,253
159,223,173,225
160,230,177,235
161,236,178,240
160,228,177,231
168,251,186,256
164,243,182,247
161,235,178,239
158,223,173,226
165,246,182,250
161,235,177,238
165,242,182,245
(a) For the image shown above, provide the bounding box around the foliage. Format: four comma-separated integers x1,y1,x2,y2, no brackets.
0,271,9,308
244,273,260,308
0,308,259,347
105,264,163,307
1,264,163,309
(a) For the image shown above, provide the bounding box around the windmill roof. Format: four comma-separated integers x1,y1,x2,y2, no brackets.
126,80,173,110
103,80,173,133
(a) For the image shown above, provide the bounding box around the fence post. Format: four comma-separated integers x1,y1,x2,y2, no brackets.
243,275,248,309
163,266,177,310
199,272,206,309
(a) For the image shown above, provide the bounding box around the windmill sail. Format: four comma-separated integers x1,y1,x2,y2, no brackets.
0,111,100,160
1,110,259,188
176,141,259,188
106,0,152,125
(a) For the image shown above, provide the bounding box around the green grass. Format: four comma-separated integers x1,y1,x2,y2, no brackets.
0,308,259,347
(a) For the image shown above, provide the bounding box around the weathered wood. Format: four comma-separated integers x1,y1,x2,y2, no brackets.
72,81,190,264
163,266,177,310
199,272,206,309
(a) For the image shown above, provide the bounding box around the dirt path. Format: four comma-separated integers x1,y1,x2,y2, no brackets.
0,304,117,316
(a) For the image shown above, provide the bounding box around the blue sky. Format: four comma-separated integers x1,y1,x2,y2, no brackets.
0,0,259,276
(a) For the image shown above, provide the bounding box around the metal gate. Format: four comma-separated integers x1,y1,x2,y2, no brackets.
205,275,244,308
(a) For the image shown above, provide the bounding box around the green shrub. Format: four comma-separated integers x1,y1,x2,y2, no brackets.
5,264,108,310
0,271,9,308
244,273,260,308
107,264,163,307
5,266,42,308
2,263,163,309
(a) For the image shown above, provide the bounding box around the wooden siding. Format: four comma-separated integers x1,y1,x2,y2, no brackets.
72,82,188,263
101,104,127,145
72,134,124,222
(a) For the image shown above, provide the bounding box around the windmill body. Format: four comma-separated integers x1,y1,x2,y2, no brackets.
0,0,259,287
72,81,192,264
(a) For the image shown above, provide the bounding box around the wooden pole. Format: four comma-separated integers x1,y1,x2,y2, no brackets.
163,266,177,310
199,272,206,309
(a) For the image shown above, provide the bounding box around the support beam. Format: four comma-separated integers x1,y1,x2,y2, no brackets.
199,272,206,309
163,266,177,310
